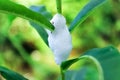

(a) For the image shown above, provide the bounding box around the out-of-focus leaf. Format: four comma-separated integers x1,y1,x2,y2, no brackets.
2,15,16,34
69,0,106,32
0,0,54,31
0,66,28,80
61,46,120,80
30,5,52,45
30,5,52,20
0,14,15,45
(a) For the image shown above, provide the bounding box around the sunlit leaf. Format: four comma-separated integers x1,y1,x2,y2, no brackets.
0,14,15,44
0,0,54,31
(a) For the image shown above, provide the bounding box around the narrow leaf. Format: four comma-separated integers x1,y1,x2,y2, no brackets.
61,58,79,71
29,5,52,45
0,66,28,80
69,0,106,32
30,21,49,45
0,0,54,31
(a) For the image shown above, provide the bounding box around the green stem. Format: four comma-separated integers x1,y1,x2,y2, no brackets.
61,68,65,80
56,0,62,14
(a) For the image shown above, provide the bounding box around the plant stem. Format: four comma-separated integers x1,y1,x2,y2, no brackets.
56,0,62,14
61,69,65,80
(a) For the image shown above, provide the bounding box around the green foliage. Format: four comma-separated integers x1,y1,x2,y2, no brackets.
0,13,15,45
0,66,28,80
30,5,52,45
61,46,120,80
0,0,120,80
0,0,54,31
69,0,106,32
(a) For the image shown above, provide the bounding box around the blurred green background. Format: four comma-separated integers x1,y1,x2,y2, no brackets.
0,0,120,80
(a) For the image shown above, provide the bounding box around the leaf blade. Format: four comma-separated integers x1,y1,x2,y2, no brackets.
69,0,106,32
0,0,54,31
29,5,53,45
0,66,28,80
61,46,120,80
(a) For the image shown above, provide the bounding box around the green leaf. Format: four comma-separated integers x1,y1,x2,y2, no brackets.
61,46,120,80
65,66,98,80
30,5,52,20
30,5,52,45
30,21,49,45
0,66,28,80
0,14,15,44
56,0,62,14
69,0,106,32
61,58,79,71
0,0,54,31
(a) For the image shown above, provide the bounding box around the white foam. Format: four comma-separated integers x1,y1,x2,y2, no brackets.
47,14,72,65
